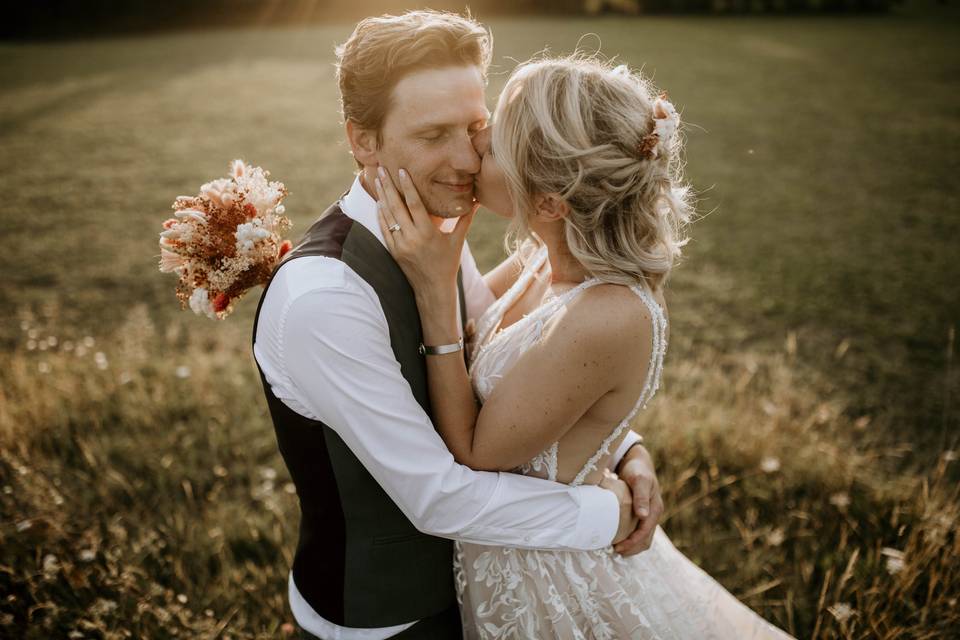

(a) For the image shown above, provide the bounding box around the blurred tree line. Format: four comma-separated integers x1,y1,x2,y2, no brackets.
3,0,896,40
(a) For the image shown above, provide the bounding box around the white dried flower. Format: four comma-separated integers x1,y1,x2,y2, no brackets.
188,288,215,319
652,97,679,150
173,208,206,222
200,178,233,207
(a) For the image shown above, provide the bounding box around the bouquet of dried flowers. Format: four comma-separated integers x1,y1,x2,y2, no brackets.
159,159,293,319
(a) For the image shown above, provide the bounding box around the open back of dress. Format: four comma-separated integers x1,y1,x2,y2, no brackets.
456,245,794,640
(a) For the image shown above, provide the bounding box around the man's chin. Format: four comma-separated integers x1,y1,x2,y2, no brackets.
425,193,475,218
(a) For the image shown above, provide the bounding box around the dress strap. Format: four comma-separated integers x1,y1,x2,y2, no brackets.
570,283,668,487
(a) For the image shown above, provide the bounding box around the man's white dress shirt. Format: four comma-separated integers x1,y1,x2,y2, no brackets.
253,176,642,639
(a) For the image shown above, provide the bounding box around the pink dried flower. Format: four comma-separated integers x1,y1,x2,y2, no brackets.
159,248,186,273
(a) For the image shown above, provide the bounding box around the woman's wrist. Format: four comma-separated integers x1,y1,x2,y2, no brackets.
420,317,461,347
414,285,457,316
415,289,460,346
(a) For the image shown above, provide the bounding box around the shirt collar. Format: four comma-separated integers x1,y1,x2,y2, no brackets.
339,174,386,247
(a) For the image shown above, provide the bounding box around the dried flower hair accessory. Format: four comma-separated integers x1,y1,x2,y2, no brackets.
158,159,293,320
637,93,680,160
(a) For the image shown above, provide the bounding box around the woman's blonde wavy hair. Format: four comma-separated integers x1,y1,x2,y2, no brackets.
493,55,694,290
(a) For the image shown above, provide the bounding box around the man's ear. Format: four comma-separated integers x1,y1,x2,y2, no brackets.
345,119,379,167
533,193,570,222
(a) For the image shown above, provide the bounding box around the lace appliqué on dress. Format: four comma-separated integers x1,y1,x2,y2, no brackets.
455,248,794,640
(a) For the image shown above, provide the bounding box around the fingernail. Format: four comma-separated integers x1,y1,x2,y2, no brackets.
375,177,382,190
377,166,385,178
639,508,649,517
399,168,407,179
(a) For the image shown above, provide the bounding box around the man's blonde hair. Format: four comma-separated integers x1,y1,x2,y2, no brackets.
335,10,492,157
494,55,694,290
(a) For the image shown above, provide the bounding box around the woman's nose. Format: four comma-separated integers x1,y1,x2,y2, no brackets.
472,127,491,156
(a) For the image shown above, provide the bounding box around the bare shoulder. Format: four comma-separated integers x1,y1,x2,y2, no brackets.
570,283,661,337
543,282,665,370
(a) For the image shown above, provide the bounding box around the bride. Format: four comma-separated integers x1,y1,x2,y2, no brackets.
375,55,792,640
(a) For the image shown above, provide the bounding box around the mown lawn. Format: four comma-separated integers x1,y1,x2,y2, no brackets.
1,7,957,639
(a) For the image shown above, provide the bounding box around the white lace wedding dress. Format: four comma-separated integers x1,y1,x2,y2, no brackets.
454,246,793,640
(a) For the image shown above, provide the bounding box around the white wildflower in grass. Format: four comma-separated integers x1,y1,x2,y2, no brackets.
175,365,191,379
159,159,293,319
760,456,781,473
882,547,906,575
91,599,118,616
42,554,60,578
259,466,278,480
828,602,856,623
830,492,851,510
765,527,786,547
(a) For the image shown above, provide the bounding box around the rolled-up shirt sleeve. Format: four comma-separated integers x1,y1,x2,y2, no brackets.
274,260,619,551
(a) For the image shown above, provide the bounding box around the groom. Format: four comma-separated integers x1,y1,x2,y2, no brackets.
252,10,664,640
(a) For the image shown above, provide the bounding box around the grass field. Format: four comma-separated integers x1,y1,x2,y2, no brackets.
1,6,958,639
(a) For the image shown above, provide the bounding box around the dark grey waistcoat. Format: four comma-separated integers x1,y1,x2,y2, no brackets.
251,201,466,628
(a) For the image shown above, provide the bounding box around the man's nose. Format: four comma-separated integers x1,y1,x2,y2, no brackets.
451,132,482,175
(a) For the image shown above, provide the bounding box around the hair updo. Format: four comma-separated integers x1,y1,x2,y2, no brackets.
492,55,694,290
